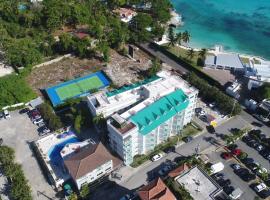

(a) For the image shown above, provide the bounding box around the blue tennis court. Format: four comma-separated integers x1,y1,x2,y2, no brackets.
46,71,110,107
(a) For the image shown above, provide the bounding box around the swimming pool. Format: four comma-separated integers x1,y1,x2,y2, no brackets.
48,137,80,165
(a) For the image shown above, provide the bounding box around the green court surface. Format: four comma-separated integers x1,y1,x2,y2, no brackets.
56,76,103,100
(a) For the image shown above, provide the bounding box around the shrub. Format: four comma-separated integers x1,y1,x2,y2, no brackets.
39,103,63,131
238,152,248,160
0,74,36,109
0,146,32,200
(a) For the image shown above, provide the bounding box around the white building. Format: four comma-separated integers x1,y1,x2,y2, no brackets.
64,142,120,189
245,60,270,89
225,81,241,99
35,131,120,190
87,71,198,165
205,53,244,71
113,8,137,23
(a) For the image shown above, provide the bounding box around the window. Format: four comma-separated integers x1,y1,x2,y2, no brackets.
105,167,112,171
97,171,103,177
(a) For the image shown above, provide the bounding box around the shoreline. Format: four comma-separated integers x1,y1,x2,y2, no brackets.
166,7,269,63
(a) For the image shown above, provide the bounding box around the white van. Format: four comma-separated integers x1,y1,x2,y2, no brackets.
3,110,10,119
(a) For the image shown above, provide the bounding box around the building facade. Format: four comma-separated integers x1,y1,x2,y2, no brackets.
63,142,120,189
87,71,198,165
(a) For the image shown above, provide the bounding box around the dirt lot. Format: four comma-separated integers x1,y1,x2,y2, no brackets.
27,47,153,95
27,56,103,95
104,48,152,86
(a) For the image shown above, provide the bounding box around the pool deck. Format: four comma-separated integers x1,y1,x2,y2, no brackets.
35,128,89,188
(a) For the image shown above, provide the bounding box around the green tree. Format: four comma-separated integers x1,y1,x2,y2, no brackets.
80,184,90,199
176,32,182,46
74,114,82,134
68,193,78,200
0,145,15,165
256,83,270,100
186,48,195,59
148,58,161,76
168,26,176,46
93,113,105,126
182,30,191,44
198,48,207,59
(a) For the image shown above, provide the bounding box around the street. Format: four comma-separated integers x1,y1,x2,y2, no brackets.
98,112,270,200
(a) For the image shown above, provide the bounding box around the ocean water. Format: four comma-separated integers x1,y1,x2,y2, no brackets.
171,0,270,59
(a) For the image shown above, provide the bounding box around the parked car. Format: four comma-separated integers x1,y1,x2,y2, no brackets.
209,102,216,108
218,179,231,187
256,145,265,152
3,110,10,119
242,135,252,143
223,185,235,195
213,173,225,180
241,173,256,182
183,136,193,143
254,183,267,193
231,164,241,171
119,193,136,200
247,140,259,148
163,146,175,154
242,157,254,165
0,112,4,120
158,165,172,176
226,144,238,151
207,125,215,134
19,108,30,114
195,107,202,114
232,149,242,156
258,189,270,199
33,118,44,125
235,168,249,176
151,153,163,162
221,152,233,160
199,110,206,116
247,163,259,171
38,126,51,134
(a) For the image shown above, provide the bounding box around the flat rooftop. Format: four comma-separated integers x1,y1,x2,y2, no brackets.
206,53,244,69
176,167,221,200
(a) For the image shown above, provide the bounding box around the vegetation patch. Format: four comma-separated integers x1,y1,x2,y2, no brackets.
0,146,32,200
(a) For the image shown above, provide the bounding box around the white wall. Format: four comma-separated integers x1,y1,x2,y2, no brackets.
75,160,113,189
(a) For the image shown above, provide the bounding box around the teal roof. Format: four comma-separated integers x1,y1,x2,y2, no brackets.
106,76,160,97
130,89,189,135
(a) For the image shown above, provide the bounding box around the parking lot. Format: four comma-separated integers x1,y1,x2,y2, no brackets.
0,111,57,200
205,115,270,200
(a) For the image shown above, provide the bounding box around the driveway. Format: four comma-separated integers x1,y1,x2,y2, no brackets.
0,111,57,200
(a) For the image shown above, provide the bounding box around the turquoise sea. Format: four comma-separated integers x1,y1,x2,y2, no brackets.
171,0,270,59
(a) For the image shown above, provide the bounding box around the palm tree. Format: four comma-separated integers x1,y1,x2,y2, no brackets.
198,48,207,59
168,26,176,46
176,32,182,46
186,48,195,59
182,30,191,44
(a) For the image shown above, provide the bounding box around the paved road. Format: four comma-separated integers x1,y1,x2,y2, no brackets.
138,42,188,73
116,115,261,200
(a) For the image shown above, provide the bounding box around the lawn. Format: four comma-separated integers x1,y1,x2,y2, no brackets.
181,123,201,137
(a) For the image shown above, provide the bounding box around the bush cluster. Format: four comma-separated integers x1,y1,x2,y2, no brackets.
0,146,32,200
38,103,63,131
186,72,242,115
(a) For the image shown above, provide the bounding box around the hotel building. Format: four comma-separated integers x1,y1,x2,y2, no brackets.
87,71,198,165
